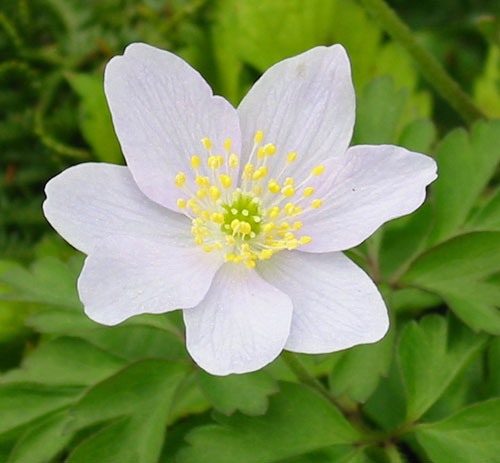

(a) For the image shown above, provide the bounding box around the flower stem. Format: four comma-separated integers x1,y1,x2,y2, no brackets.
359,0,487,125
280,351,341,408
385,443,404,463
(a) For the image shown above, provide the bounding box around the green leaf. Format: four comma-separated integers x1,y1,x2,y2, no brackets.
473,45,500,118
351,76,408,145
0,383,81,434
2,337,126,386
401,232,500,334
0,257,82,310
8,411,74,463
328,326,394,403
415,399,500,463
66,72,122,164
66,360,189,463
398,118,436,154
429,120,500,244
398,315,487,422
178,382,361,463
467,187,500,231
278,445,369,463
487,337,500,397
198,370,278,415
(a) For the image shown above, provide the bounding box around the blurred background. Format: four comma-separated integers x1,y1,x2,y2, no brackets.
0,0,499,374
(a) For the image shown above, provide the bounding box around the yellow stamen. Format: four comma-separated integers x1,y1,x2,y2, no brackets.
254,130,264,143
177,199,186,209
211,212,224,223
268,180,281,194
174,172,186,187
287,152,297,163
299,236,312,244
311,165,325,176
282,185,295,197
304,187,314,197
210,186,221,201
219,174,232,189
229,153,239,169
202,137,212,150
312,199,323,208
224,138,232,151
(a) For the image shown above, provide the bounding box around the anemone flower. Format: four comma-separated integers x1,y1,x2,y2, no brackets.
44,43,437,375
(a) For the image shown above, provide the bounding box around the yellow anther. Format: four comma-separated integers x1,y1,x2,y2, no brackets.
254,130,264,143
191,155,201,170
224,138,232,151
312,165,325,176
187,199,198,209
195,175,210,187
210,186,221,201
259,250,273,260
202,137,212,150
233,255,244,263
293,206,303,215
219,174,232,189
226,235,235,245
174,172,186,187
268,180,281,194
192,217,203,226
196,189,208,199
202,245,213,252
214,241,223,250
262,222,275,233
230,219,240,230
243,163,254,179
269,207,280,219
282,185,295,197
238,221,252,235
279,223,290,230
241,243,250,253
299,236,312,244
177,199,186,209
201,211,210,220
229,153,239,168
194,236,204,245
211,212,224,223
284,232,296,241
252,167,268,181
287,240,299,249
304,187,314,197
257,147,266,159
285,203,295,215
208,155,221,170
312,199,323,209
284,177,294,186
225,253,236,262
287,152,297,163
293,221,303,230
264,144,276,156
245,259,256,269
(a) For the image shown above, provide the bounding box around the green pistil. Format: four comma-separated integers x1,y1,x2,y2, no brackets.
221,193,262,239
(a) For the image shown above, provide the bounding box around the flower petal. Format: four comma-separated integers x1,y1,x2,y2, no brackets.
258,251,389,353
183,263,292,375
299,145,438,252
78,235,222,325
237,44,355,178
104,42,241,210
43,163,190,255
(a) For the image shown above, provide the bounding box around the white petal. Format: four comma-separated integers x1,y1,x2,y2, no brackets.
258,251,389,353
43,163,190,255
237,45,355,179
184,264,292,375
104,43,241,210
299,145,438,252
78,235,222,326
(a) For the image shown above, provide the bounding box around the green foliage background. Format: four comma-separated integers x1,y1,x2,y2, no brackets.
1,0,500,462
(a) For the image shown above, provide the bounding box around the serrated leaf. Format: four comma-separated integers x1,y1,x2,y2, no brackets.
0,257,81,309
415,399,500,463
198,369,278,416
0,383,82,434
351,76,408,145
178,382,361,463
66,360,189,463
429,120,500,244
8,411,74,463
468,187,500,231
401,232,500,333
2,337,126,386
328,325,394,403
66,72,122,163
398,315,487,422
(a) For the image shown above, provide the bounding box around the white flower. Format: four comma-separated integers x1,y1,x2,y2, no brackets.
43,43,437,375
